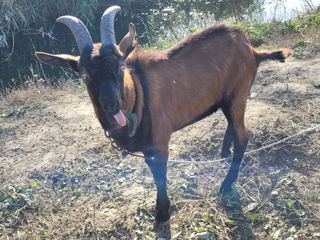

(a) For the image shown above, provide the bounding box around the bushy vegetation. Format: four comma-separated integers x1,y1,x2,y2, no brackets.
236,8,320,47
0,0,98,49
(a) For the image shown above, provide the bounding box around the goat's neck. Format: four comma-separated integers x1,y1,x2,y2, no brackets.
122,69,144,127
122,69,136,114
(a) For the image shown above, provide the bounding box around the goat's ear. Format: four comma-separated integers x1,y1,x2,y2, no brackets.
118,23,136,58
35,52,80,73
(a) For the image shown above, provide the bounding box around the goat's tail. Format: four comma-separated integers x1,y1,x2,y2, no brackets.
254,48,291,64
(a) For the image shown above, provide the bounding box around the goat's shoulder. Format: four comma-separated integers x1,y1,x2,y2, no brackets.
126,47,168,67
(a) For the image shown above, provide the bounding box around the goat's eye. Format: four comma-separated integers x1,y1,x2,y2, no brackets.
81,74,88,81
119,61,125,71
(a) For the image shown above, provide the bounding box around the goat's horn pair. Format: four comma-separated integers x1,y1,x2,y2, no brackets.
56,5,121,54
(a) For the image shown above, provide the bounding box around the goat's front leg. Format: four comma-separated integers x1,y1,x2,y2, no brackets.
145,152,170,222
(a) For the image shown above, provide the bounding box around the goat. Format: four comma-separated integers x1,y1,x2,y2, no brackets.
35,6,291,222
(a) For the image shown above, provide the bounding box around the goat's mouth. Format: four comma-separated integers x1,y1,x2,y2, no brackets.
112,109,126,127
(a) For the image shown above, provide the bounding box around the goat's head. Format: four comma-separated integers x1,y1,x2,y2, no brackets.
35,6,136,130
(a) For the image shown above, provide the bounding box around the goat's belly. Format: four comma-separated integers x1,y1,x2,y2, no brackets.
173,102,220,131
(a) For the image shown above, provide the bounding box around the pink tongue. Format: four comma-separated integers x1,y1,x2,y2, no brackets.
113,110,126,127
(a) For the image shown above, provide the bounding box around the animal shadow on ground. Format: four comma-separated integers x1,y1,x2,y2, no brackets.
153,220,172,239
220,189,256,240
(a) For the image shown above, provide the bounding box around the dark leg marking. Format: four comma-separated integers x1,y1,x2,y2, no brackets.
145,154,170,222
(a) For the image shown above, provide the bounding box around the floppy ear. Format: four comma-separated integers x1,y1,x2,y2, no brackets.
35,52,80,73
119,23,136,58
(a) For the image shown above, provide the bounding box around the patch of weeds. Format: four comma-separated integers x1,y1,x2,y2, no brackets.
313,42,320,48
303,190,320,201
0,184,38,220
111,202,120,208
189,27,197,33
155,40,176,49
78,81,86,91
225,219,235,226
298,12,320,31
283,20,299,34
185,211,219,239
201,211,217,232
229,10,320,47
234,21,275,47
39,230,48,240
0,103,25,119
72,190,81,198
0,104,9,118
135,203,154,221
247,214,266,226
248,214,259,222
293,40,307,48
47,167,89,189
206,142,219,152
286,199,296,210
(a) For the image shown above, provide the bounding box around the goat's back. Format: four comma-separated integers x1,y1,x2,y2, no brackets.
135,25,259,131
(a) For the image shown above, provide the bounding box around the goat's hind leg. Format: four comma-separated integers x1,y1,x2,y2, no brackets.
221,121,234,158
220,100,248,194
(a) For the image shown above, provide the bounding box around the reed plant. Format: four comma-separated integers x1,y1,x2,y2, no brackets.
0,0,99,50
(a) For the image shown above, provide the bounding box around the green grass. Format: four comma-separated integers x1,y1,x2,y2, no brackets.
144,9,320,50
234,9,320,47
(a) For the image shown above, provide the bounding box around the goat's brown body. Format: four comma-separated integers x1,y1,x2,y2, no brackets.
145,26,256,130
112,25,290,221
116,25,259,155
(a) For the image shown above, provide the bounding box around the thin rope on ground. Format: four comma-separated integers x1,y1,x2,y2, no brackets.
168,124,320,164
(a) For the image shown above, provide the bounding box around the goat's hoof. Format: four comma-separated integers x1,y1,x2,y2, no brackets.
221,150,231,158
219,183,232,195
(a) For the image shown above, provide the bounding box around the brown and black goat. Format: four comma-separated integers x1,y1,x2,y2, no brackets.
35,6,291,222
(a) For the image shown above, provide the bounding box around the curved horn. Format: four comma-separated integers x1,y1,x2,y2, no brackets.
57,16,93,54
100,6,121,46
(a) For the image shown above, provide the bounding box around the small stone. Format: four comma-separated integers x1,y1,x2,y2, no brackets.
247,202,259,212
289,226,296,233
118,177,126,184
264,223,271,231
271,190,279,197
273,229,281,240
285,237,295,240
313,232,320,237
135,230,143,235
195,232,212,239
250,92,258,98
190,232,196,238
172,232,181,239
314,83,320,89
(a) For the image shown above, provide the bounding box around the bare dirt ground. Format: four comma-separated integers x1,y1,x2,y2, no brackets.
1,42,320,240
